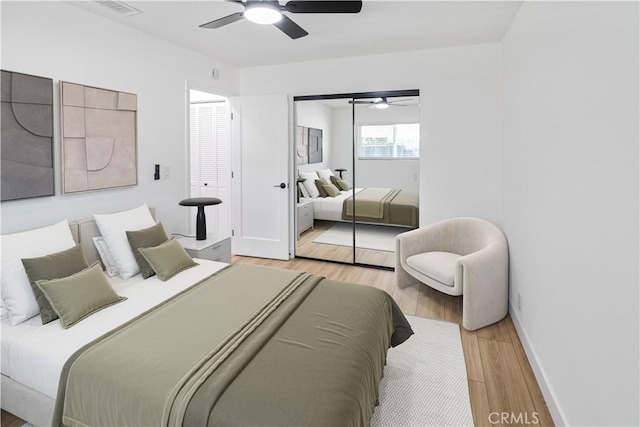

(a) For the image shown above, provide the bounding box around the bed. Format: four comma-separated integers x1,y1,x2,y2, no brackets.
299,168,418,228
1,210,413,426
302,187,419,228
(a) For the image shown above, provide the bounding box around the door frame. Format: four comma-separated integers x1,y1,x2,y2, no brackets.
184,81,235,235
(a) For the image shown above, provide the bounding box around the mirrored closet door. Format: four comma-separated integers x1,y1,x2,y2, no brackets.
352,95,420,268
294,90,420,269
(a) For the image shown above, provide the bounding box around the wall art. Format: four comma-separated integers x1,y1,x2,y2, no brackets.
1,70,54,201
61,81,137,193
295,125,323,165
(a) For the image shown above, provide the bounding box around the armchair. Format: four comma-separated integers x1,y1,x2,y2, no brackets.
396,217,509,331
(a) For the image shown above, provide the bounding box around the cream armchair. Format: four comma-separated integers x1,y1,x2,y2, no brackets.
396,217,509,331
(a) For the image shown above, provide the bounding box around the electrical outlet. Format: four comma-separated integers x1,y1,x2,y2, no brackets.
163,166,170,179
518,293,522,311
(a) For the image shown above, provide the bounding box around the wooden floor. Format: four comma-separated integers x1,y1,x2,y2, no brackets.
3,255,555,427
296,220,397,268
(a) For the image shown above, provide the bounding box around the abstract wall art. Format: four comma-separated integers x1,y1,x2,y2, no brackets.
1,70,55,201
295,126,323,165
60,81,137,194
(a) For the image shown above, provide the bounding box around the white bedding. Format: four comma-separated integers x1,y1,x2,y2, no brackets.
302,188,363,222
0,259,227,399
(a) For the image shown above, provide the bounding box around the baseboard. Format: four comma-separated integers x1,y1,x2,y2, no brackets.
508,304,569,427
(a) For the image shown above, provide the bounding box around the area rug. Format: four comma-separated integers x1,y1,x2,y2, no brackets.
371,315,474,427
312,222,411,252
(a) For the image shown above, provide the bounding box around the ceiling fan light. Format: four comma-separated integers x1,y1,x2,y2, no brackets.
374,102,390,109
245,4,282,25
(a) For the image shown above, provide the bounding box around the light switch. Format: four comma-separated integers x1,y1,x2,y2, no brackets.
163,166,170,179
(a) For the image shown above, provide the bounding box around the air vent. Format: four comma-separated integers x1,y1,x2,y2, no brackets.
94,0,142,16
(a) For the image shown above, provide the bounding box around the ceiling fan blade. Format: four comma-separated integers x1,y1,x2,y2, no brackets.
200,12,244,29
348,100,374,105
273,15,308,39
284,1,362,14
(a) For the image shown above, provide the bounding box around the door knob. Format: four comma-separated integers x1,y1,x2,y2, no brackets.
273,183,286,189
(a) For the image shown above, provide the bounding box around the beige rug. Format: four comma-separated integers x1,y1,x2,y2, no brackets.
313,222,411,252
371,315,474,426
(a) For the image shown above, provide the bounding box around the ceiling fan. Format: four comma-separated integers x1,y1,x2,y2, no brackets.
199,0,363,40
349,97,413,109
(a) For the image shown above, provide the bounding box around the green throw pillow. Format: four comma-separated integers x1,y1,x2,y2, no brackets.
126,222,169,279
22,244,89,324
322,184,341,197
315,179,329,197
36,261,126,329
138,238,198,282
330,175,351,191
337,179,351,191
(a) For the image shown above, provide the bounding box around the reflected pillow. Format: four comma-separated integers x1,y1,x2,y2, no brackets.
315,180,329,197
138,238,198,282
298,182,310,199
299,172,320,198
330,175,351,191
22,244,89,325
322,184,341,197
36,262,126,329
126,222,169,279
317,168,334,185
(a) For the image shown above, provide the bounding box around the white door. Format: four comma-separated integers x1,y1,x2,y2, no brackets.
230,95,290,259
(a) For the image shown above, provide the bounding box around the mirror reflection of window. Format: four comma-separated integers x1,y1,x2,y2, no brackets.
359,123,420,159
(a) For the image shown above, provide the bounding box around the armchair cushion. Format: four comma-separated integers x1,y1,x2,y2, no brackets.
406,251,461,287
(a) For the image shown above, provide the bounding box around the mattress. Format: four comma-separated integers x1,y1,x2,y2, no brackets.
0,259,228,400
304,188,363,221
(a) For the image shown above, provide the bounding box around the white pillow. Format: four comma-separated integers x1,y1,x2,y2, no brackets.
93,204,155,280
1,297,8,320
92,236,119,277
0,220,76,326
299,171,320,198
316,168,335,185
298,182,310,199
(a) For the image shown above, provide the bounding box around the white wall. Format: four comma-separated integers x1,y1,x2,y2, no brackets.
240,44,503,226
0,1,239,234
295,101,332,174
331,105,420,191
502,2,639,426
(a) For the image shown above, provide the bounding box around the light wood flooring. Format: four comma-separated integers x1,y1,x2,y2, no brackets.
296,220,397,268
2,255,555,427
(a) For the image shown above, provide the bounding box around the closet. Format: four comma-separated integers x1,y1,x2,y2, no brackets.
294,90,420,269
188,90,231,237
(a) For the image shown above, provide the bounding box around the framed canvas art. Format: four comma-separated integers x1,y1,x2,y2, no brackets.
1,70,54,201
295,126,323,165
60,81,138,193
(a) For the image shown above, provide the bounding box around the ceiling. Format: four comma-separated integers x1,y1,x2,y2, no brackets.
69,0,523,68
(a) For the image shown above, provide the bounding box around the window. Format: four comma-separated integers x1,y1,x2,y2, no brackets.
358,123,420,159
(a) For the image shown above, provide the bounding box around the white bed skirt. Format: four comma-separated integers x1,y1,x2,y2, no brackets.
2,374,55,426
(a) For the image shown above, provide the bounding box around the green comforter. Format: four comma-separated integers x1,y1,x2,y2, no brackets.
342,188,419,228
53,263,413,427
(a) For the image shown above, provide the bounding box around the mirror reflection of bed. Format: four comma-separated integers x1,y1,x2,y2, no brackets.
294,92,420,269
296,184,417,268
